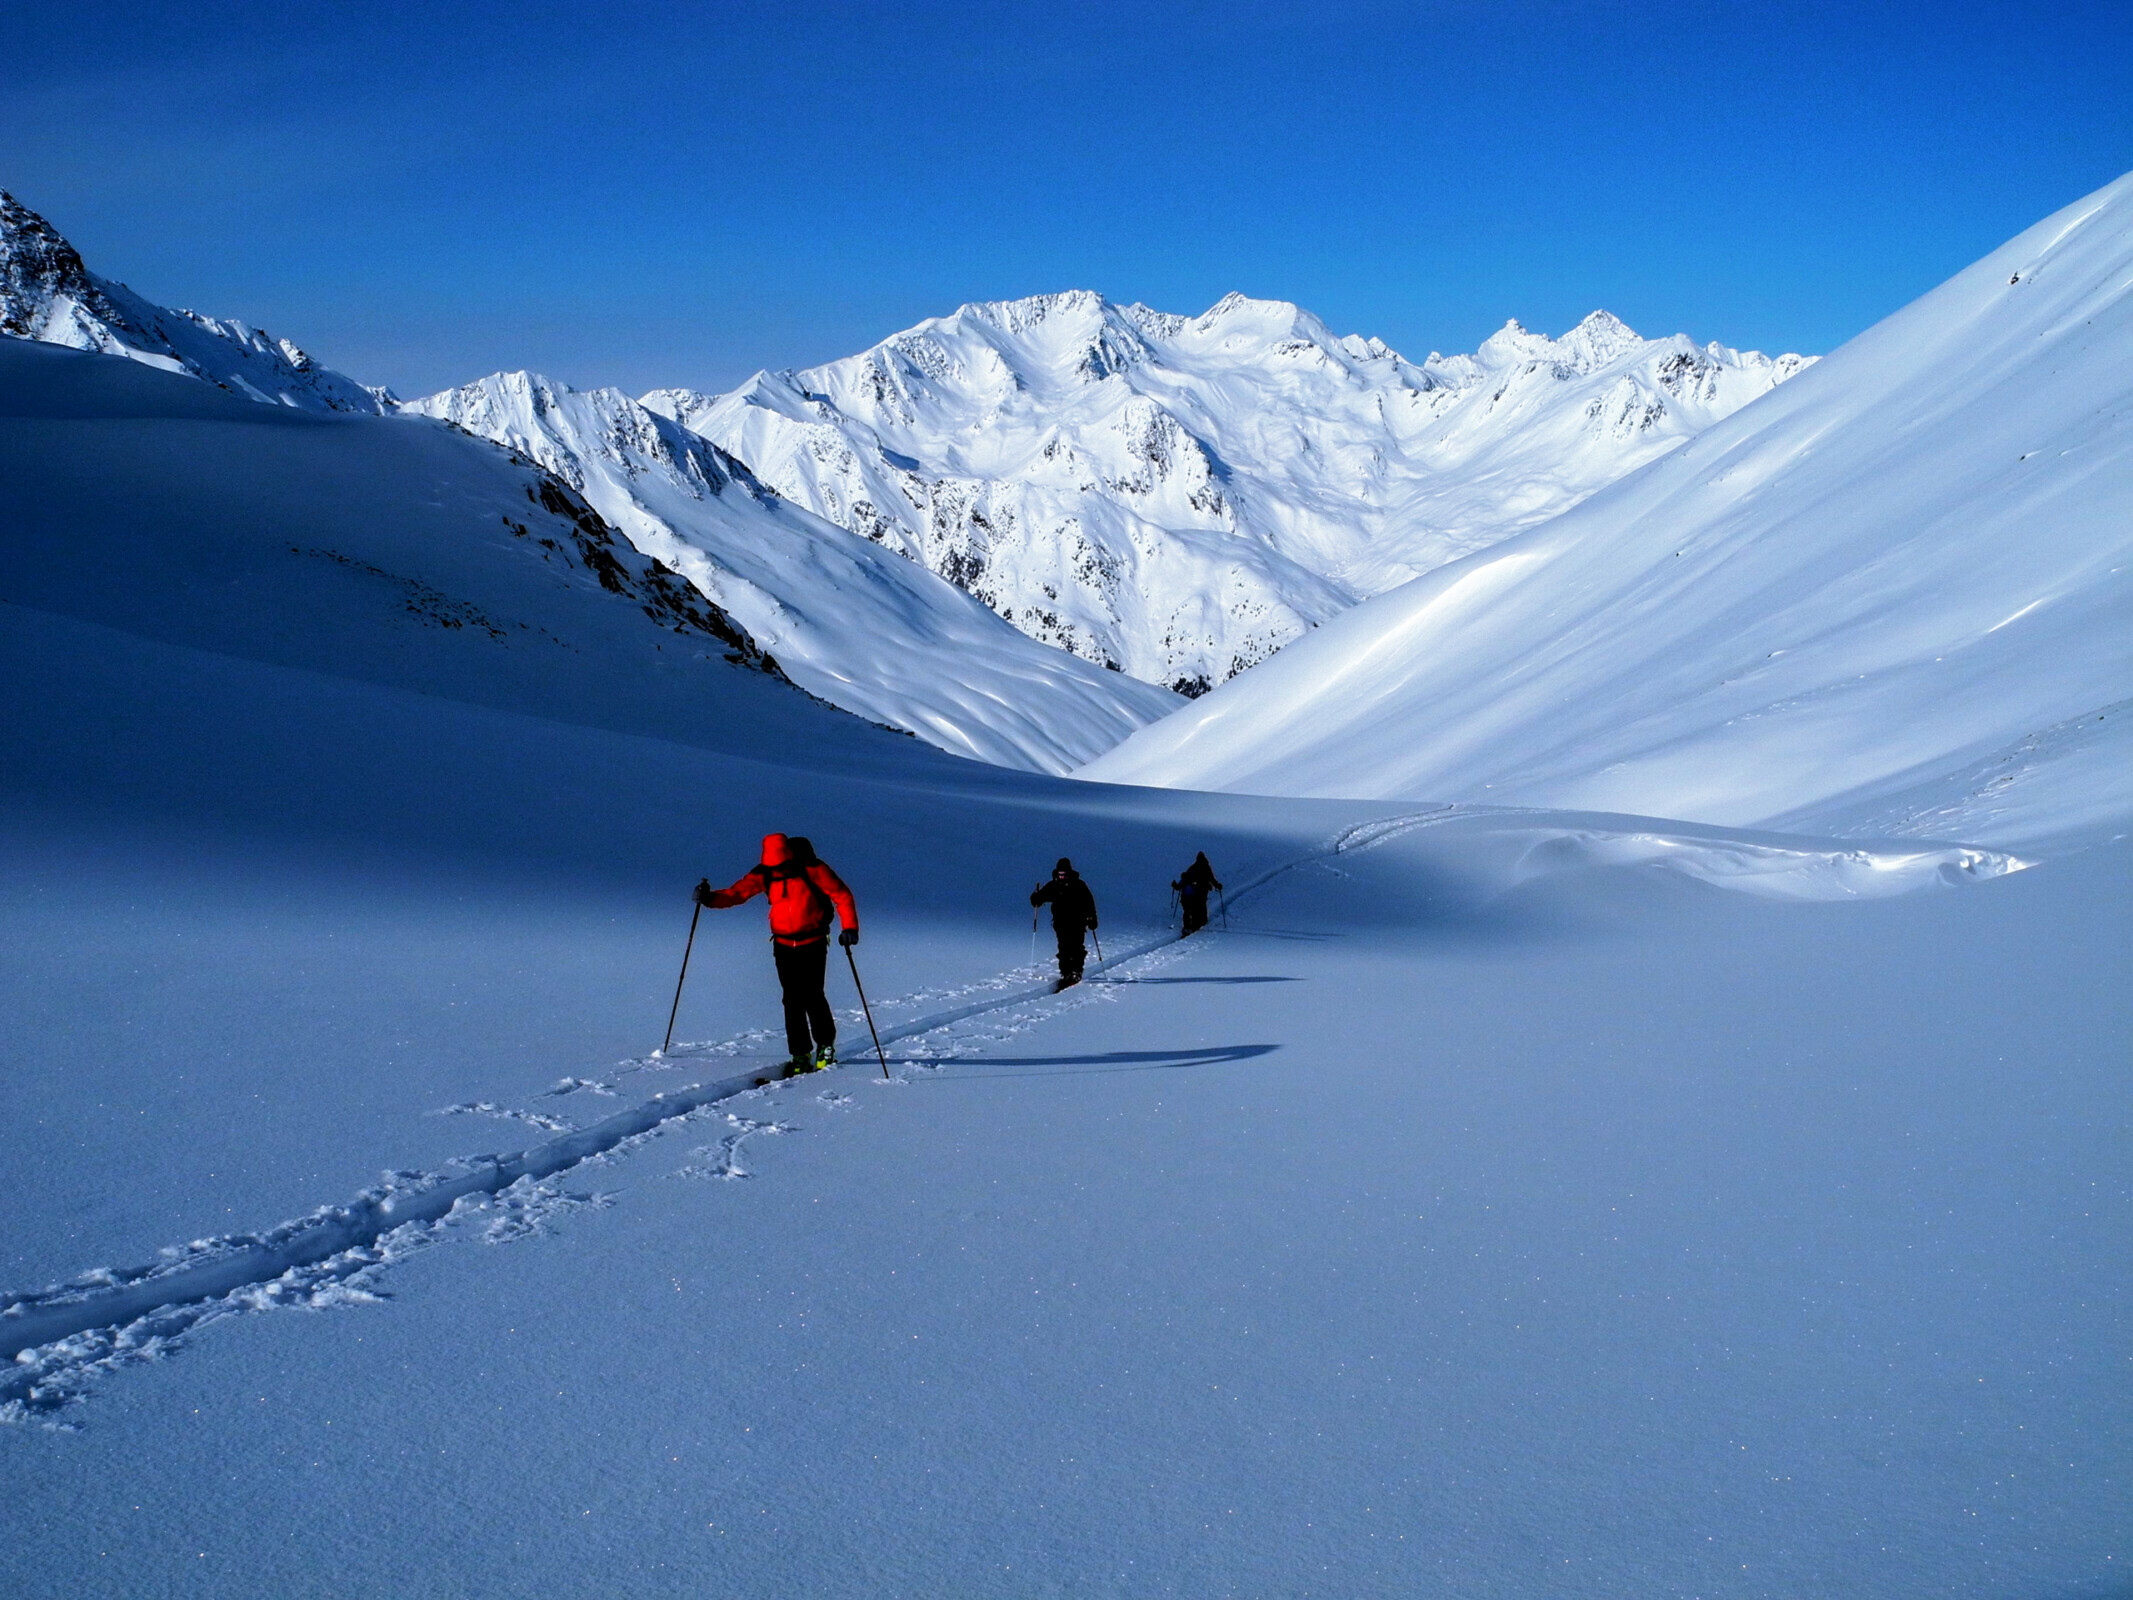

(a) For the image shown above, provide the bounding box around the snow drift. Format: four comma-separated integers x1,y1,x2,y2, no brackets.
1083,173,2133,852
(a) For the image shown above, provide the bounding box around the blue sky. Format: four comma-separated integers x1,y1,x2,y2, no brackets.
7,1,2127,395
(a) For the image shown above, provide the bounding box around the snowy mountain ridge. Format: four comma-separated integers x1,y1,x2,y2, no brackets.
0,190,1177,773
1,184,1808,765
403,370,1182,772
1083,172,2133,852
0,190,388,413
648,290,1810,690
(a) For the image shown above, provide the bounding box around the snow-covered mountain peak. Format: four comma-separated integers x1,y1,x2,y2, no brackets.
1468,309,1644,375
1555,309,1646,369
953,288,1112,338
663,291,1812,687
410,368,1179,772
1186,291,1323,342
1,189,99,339
0,189,388,413
410,369,751,505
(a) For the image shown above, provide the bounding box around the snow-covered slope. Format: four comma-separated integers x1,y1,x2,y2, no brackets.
0,336,885,769
5,302,2125,1600
1,191,1173,771
404,372,1180,772
650,294,1807,691
0,190,388,412
1083,174,2133,852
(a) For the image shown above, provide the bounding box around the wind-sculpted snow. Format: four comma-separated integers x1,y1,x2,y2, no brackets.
0,191,387,413
649,292,1807,689
406,372,1181,772
1086,172,2133,852
0,809,2016,1422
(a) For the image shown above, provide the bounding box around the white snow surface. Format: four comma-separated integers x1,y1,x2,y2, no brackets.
0,190,387,413
1085,173,2133,852
2,327,2126,1596
404,370,1181,772
649,292,1807,690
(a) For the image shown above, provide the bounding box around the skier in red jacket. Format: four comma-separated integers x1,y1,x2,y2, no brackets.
695,833,858,1076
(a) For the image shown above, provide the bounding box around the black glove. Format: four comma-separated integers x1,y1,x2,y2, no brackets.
838,927,859,948
692,879,713,907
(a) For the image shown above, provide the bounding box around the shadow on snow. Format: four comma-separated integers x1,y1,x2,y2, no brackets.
911,1044,1280,1078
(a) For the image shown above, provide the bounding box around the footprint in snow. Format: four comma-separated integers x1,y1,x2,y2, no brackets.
674,1115,792,1181
435,1101,576,1134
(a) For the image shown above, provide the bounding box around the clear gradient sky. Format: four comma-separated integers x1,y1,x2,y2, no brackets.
7,1,2128,397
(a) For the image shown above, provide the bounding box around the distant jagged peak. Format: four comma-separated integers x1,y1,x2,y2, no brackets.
644,371,810,429
784,288,1441,408
1555,309,1645,369
1194,290,1301,326
1338,331,1399,363
672,279,1815,690
0,188,109,339
1473,315,1568,369
640,381,719,422
1185,291,1338,349
948,288,1113,336
790,290,1172,410
1120,302,1187,341
0,187,384,412
407,369,755,502
1466,309,1804,382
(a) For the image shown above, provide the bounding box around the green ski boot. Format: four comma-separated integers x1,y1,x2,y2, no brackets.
812,1043,837,1071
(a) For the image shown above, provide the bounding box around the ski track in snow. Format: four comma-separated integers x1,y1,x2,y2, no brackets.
0,810,2018,1425
0,905,1213,1425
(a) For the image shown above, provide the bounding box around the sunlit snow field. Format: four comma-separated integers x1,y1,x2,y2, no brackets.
3,176,2130,1596
3,602,2126,1597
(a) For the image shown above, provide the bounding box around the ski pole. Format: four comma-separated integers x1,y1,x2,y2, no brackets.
661,899,703,1054
844,943,890,1079
1091,927,1104,966
1030,907,1039,969
1219,889,1228,929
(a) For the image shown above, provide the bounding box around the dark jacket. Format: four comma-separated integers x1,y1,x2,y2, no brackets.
1174,854,1222,897
1031,871,1098,932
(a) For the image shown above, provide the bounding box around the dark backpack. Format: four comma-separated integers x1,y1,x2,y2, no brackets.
760,860,829,920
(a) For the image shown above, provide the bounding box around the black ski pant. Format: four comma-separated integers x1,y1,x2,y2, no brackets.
773,938,835,1059
1180,891,1209,935
1054,924,1088,980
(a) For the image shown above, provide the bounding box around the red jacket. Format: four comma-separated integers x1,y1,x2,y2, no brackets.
705,833,858,946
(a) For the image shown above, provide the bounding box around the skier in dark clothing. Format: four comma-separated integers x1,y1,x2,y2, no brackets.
1172,851,1223,935
1030,857,1099,988
696,833,858,1076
